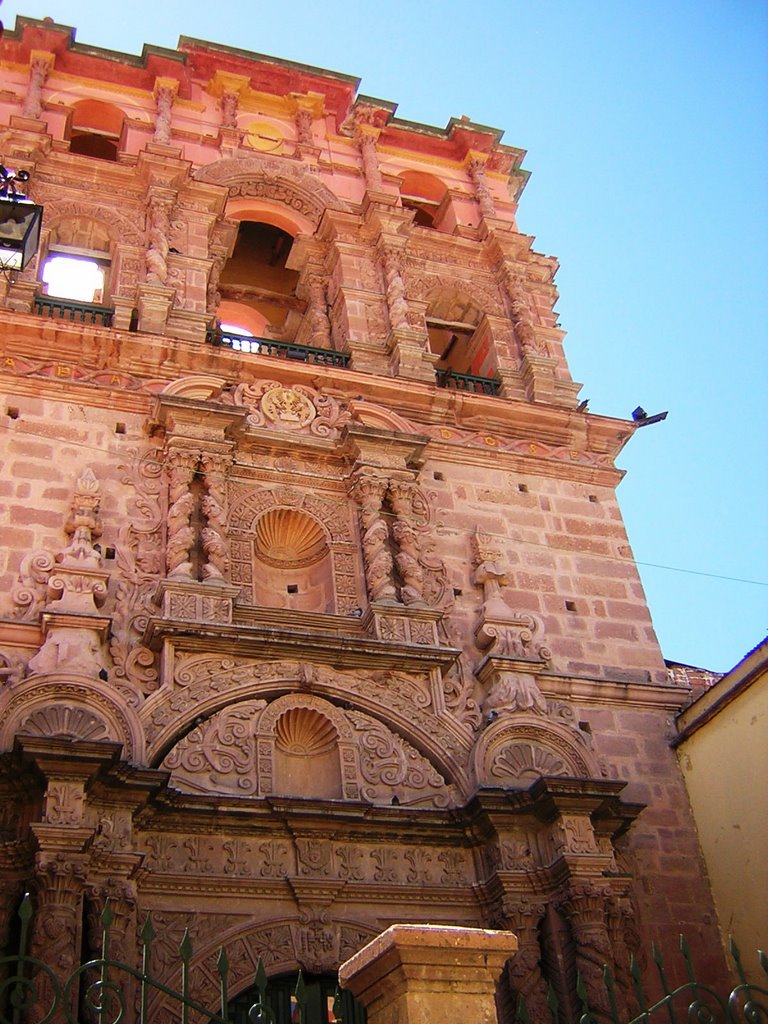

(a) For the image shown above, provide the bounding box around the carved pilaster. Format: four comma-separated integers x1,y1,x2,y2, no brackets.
30,852,89,1018
22,51,54,119
466,151,496,219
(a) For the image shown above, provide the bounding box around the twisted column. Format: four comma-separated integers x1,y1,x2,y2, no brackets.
165,447,199,578
561,883,616,1017
502,898,549,1023
153,79,178,145
200,453,231,582
355,121,383,191
388,480,425,606
352,474,397,603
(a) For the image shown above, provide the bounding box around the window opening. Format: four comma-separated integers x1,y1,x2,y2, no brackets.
398,171,448,231
219,221,299,338
42,254,106,304
67,100,125,162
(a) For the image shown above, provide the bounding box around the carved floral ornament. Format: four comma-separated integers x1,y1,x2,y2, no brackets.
222,380,351,439
159,691,458,808
193,154,352,228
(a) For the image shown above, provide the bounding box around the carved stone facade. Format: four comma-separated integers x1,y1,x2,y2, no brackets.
0,18,728,1022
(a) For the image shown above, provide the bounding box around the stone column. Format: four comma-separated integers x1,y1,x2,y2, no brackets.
501,899,549,1023
200,452,231,583
355,122,383,192
466,151,496,219
152,78,178,146
352,474,397,604
339,924,518,1024
379,244,409,333
560,883,616,1017
22,51,54,119
387,479,426,606
145,190,175,286
307,271,332,348
165,446,199,579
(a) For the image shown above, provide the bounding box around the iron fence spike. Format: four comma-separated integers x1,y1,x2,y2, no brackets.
217,946,229,977
603,964,620,1024
515,992,531,1024
546,980,560,1024
255,957,268,995
758,949,767,975
100,900,113,929
333,984,344,1024
294,969,306,1009
18,892,32,924
729,934,749,985
140,913,156,945
179,928,193,961
679,934,695,982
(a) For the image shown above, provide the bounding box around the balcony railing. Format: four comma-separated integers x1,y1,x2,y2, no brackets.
33,294,114,327
436,369,500,395
208,328,350,368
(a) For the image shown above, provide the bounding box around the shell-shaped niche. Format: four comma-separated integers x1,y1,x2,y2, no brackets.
254,509,327,568
491,742,567,783
275,707,338,755
18,704,110,742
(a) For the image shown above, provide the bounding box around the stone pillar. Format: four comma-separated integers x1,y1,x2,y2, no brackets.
200,451,231,583
560,883,616,1017
355,122,383,192
306,271,332,348
501,899,549,1023
145,189,175,286
387,479,426,606
351,473,397,604
152,78,178,146
339,924,518,1024
466,151,496,219
165,445,200,579
22,51,54,119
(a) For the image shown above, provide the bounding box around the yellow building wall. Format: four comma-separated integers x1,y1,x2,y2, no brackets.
677,667,768,972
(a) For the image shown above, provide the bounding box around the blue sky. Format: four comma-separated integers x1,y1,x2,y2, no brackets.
4,0,766,671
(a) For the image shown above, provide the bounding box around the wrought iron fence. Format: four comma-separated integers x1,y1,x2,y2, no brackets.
33,294,115,327
0,894,347,1024
515,935,767,1024
207,328,350,368
435,368,501,395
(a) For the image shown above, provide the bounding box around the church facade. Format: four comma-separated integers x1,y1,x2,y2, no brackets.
0,17,728,1020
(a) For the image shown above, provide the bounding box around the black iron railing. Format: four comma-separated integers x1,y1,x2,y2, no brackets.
33,294,114,327
0,894,349,1023
435,369,500,395
516,935,767,1024
208,328,350,368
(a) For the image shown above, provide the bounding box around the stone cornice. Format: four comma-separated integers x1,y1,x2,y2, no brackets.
141,616,460,672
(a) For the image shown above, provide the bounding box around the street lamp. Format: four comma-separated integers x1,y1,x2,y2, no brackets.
0,166,43,272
